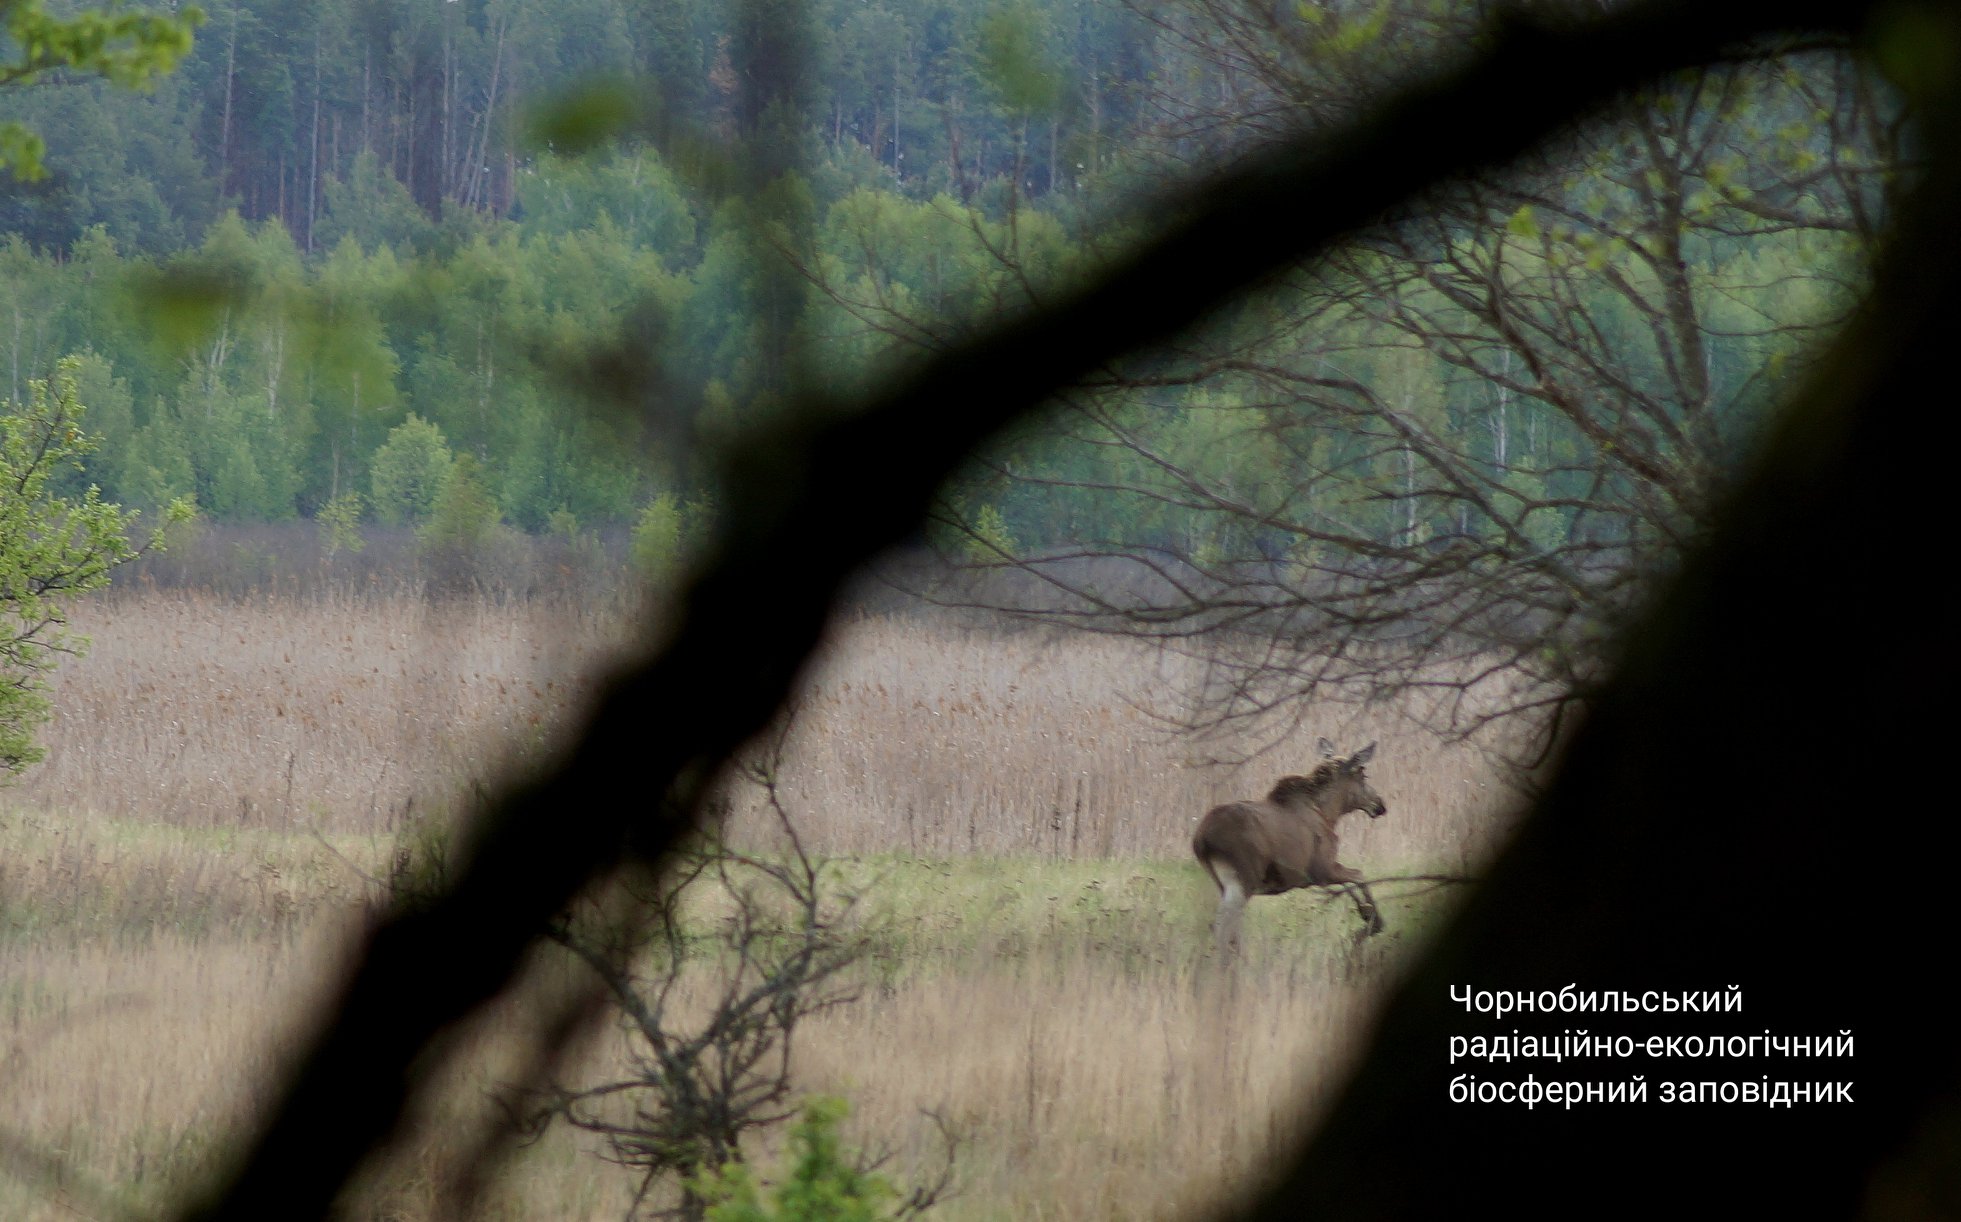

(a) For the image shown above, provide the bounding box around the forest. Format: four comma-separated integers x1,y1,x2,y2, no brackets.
2,0,1885,565
4,0,1159,533
2,1,1937,1218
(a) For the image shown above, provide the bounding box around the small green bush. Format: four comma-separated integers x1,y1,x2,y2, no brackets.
965,504,1017,562
632,492,712,580
317,490,365,557
695,1098,898,1222
369,414,453,526
420,452,499,553
631,493,685,575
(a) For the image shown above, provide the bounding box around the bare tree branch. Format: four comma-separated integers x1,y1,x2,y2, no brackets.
907,7,1898,768
1235,39,1961,1210
173,3,1890,1218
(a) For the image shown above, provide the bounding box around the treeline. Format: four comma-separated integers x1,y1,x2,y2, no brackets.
0,0,1874,567
0,148,1100,535
0,0,1153,256
0,152,1851,555
0,0,1162,544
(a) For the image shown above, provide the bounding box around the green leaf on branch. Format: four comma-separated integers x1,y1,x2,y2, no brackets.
0,356,192,775
0,0,203,179
696,1098,903,1222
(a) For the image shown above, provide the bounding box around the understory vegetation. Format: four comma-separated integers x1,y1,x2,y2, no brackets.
0,584,1504,1220
1,0,1902,1214
5,0,1889,766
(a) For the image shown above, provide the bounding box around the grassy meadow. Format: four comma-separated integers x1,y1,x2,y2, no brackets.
1,588,1522,1220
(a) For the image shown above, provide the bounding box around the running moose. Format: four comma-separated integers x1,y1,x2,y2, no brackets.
1192,739,1388,957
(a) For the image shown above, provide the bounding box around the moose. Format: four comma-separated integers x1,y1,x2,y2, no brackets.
1192,739,1388,956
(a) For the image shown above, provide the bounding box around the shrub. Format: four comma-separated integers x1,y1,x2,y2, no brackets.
965,504,1017,562
317,490,366,558
0,356,192,774
631,492,713,580
419,453,500,554
696,1098,896,1222
369,414,452,526
630,493,685,575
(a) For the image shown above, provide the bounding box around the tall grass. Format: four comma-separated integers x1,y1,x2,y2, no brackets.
28,593,1514,867
0,589,1522,1219
22,589,628,831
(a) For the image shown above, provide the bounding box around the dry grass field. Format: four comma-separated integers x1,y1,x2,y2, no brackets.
1,589,1522,1220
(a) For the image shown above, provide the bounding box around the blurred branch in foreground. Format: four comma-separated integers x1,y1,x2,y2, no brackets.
173,1,1940,1218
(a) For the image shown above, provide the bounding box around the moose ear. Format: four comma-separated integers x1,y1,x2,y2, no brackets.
1346,742,1377,769
1317,737,1336,758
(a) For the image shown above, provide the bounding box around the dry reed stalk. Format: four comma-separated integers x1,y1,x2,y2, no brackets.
0,589,1524,1220
26,593,1513,862
21,590,627,832
0,808,1443,1222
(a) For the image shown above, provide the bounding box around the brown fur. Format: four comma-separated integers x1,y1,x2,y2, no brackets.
1193,743,1388,954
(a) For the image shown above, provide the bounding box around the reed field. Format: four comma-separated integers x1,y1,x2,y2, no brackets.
1,586,1523,1220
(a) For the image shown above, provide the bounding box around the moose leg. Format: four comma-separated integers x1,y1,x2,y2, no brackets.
1318,863,1386,937
1212,873,1249,958
1347,880,1385,937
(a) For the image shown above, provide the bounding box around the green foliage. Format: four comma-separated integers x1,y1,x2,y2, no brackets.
1,0,203,181
523,79,645,154
180,382,304,521
0,0,1891,580
316,152,435,255
0,123,43,184
317,491,365,558
965,504,1017,562
48,350,131,496
631,492,687,576
695,1098,900,1222
517,148,697,263
116,403,197,513
977,0,1064,116
419,453,501,553
0,356,193,774
545,505,581,541
369,414,453,527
